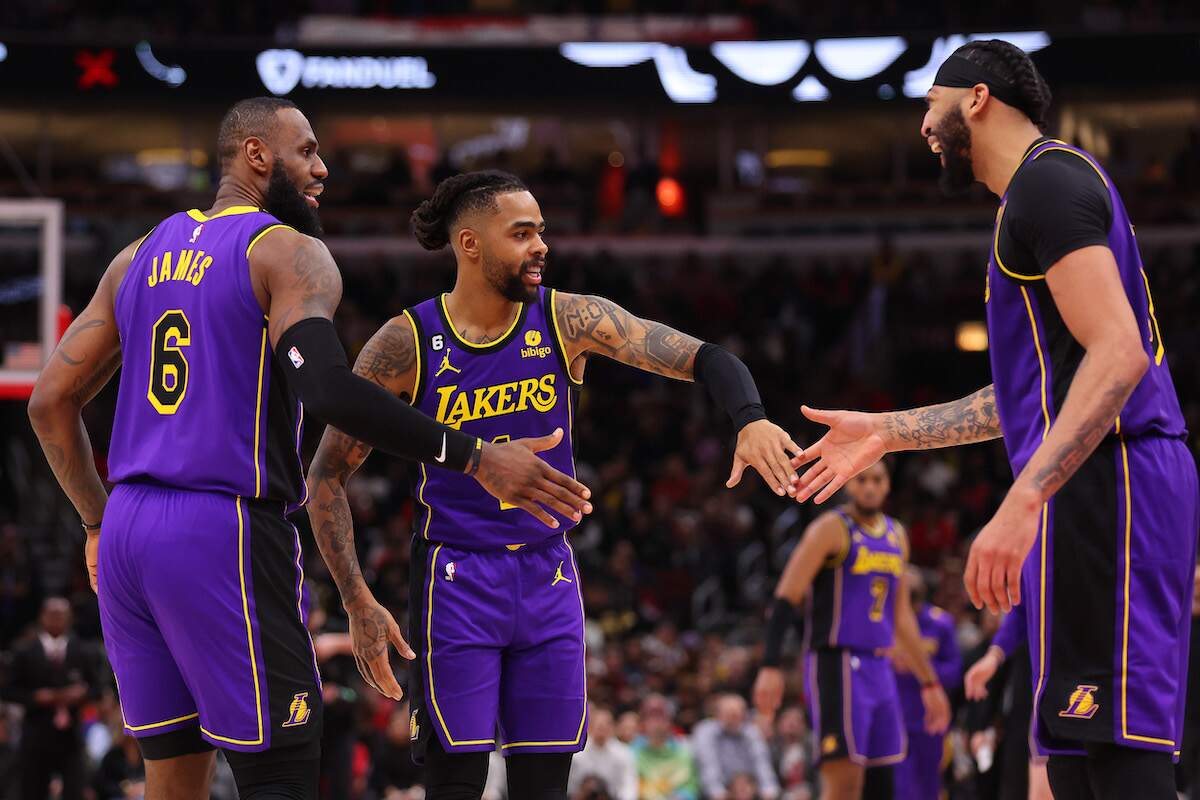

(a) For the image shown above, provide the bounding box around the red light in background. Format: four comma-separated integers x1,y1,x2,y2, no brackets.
656,177,685,217
77,49,117,89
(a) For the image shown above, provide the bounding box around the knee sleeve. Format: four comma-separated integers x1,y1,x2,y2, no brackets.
505,752,573,800
424,737,490,800
228,743,320,800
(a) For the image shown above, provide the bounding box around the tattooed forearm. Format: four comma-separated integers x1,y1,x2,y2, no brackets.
68,351,121,407
33,418,108,524
881,385,1002,450
265,236,343,343
558,293,702,380
307,428,374,610
1013,346,1143,501
1027,380,1133,496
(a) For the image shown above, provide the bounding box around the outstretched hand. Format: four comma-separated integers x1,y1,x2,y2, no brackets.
727,419,804,497
791,405,888,504
348,598,415,701
474,429,593,528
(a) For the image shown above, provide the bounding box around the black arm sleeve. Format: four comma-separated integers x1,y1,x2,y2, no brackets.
1007,154,1113,274
762,596,800,667
276,318,477,471
693,343,767,431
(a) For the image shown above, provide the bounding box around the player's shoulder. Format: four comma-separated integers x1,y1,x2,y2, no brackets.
927,604,949,621
1010,147,1107,206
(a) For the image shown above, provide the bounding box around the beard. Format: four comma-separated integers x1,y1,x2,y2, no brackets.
483,252,542,304
935,106,976,197
263,159,323,236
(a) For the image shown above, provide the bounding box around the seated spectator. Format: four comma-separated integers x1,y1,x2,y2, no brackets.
569,705,638,800
691,694,780,800
728,772,763,800
369,703,423,800
632,694,699,800
769,707,813,800
92,731,144,800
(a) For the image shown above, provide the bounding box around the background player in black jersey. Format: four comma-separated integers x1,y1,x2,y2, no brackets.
27,99,592,800
306,170,802,800
789,41,1196,800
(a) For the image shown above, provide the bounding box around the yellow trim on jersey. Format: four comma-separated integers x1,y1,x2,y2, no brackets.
1139,268,1166,367
295,402,309,506
417,463,433,539
291,521,322,685
1119,437,1177,747
1021,284,1054,741
992,201,1044,282
201,496,265,746
403,309,423,402
246,224,293,259
1032,146,1109,188
549,289,584,386
501,532,588,749
439,293,522,351
994,139,1104,282
253,325,268,498
187,205,262,223
129,228,154,261
426,543,496,747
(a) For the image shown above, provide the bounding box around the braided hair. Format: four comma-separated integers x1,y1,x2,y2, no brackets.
953,40,1053,130
410,170,529,251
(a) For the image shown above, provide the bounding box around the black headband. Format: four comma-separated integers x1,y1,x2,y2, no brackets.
932,54,1025,110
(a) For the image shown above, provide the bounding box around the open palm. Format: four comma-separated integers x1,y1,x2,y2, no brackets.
792,405,888,503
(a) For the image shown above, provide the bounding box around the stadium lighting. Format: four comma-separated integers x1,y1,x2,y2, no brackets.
813,36,906,81
904,32,1051,98
711,41,810,85
956,321,989,352
560,42,716,103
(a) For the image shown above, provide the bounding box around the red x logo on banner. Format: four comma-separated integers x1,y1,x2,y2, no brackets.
76,49,117,89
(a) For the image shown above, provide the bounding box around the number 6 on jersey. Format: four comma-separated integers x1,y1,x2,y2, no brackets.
147,309,192,415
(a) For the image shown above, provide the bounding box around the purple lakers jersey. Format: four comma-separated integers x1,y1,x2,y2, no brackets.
987,138,1186,476
805,511,905,652
108,206,307,509
407,287,579,549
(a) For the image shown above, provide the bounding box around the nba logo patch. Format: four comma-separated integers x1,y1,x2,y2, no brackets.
1059,685,1100,720
189,223,203,243
283,692,311,727
445,562,456,582
287,346,305,369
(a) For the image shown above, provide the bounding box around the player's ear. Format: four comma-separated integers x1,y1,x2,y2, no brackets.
457,227,481,260
243,136,272,177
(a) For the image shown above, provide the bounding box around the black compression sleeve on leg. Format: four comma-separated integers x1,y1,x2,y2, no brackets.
762,596,798,667
423,737,489,800
693,343,767,432
1085,742,1175,800
231,755,319,800
505,752,573,799
276,318,476,471
1047,755,1095,800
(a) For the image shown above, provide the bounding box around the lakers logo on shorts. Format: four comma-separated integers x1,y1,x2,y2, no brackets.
1059,685,1100,720
410,709,420,740
283,692,311,727
822,734,839,754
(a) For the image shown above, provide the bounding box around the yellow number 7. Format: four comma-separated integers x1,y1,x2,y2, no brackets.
869,577,889,622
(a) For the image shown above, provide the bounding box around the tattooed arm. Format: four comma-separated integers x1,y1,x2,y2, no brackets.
792,386,1000,504
555,292,804,495
28,240,134,590
306,318,419,701
554,292,702,381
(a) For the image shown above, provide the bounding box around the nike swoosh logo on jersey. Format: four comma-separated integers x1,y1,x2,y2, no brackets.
434,433,447,463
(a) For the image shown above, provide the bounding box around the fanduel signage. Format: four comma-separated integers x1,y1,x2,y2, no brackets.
256,49,436,95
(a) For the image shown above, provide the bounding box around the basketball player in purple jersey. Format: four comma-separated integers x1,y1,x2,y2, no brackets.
306,170,803,799
752,462,951,800
791,41,1198,799
893,568,961,800
27,99,590,800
